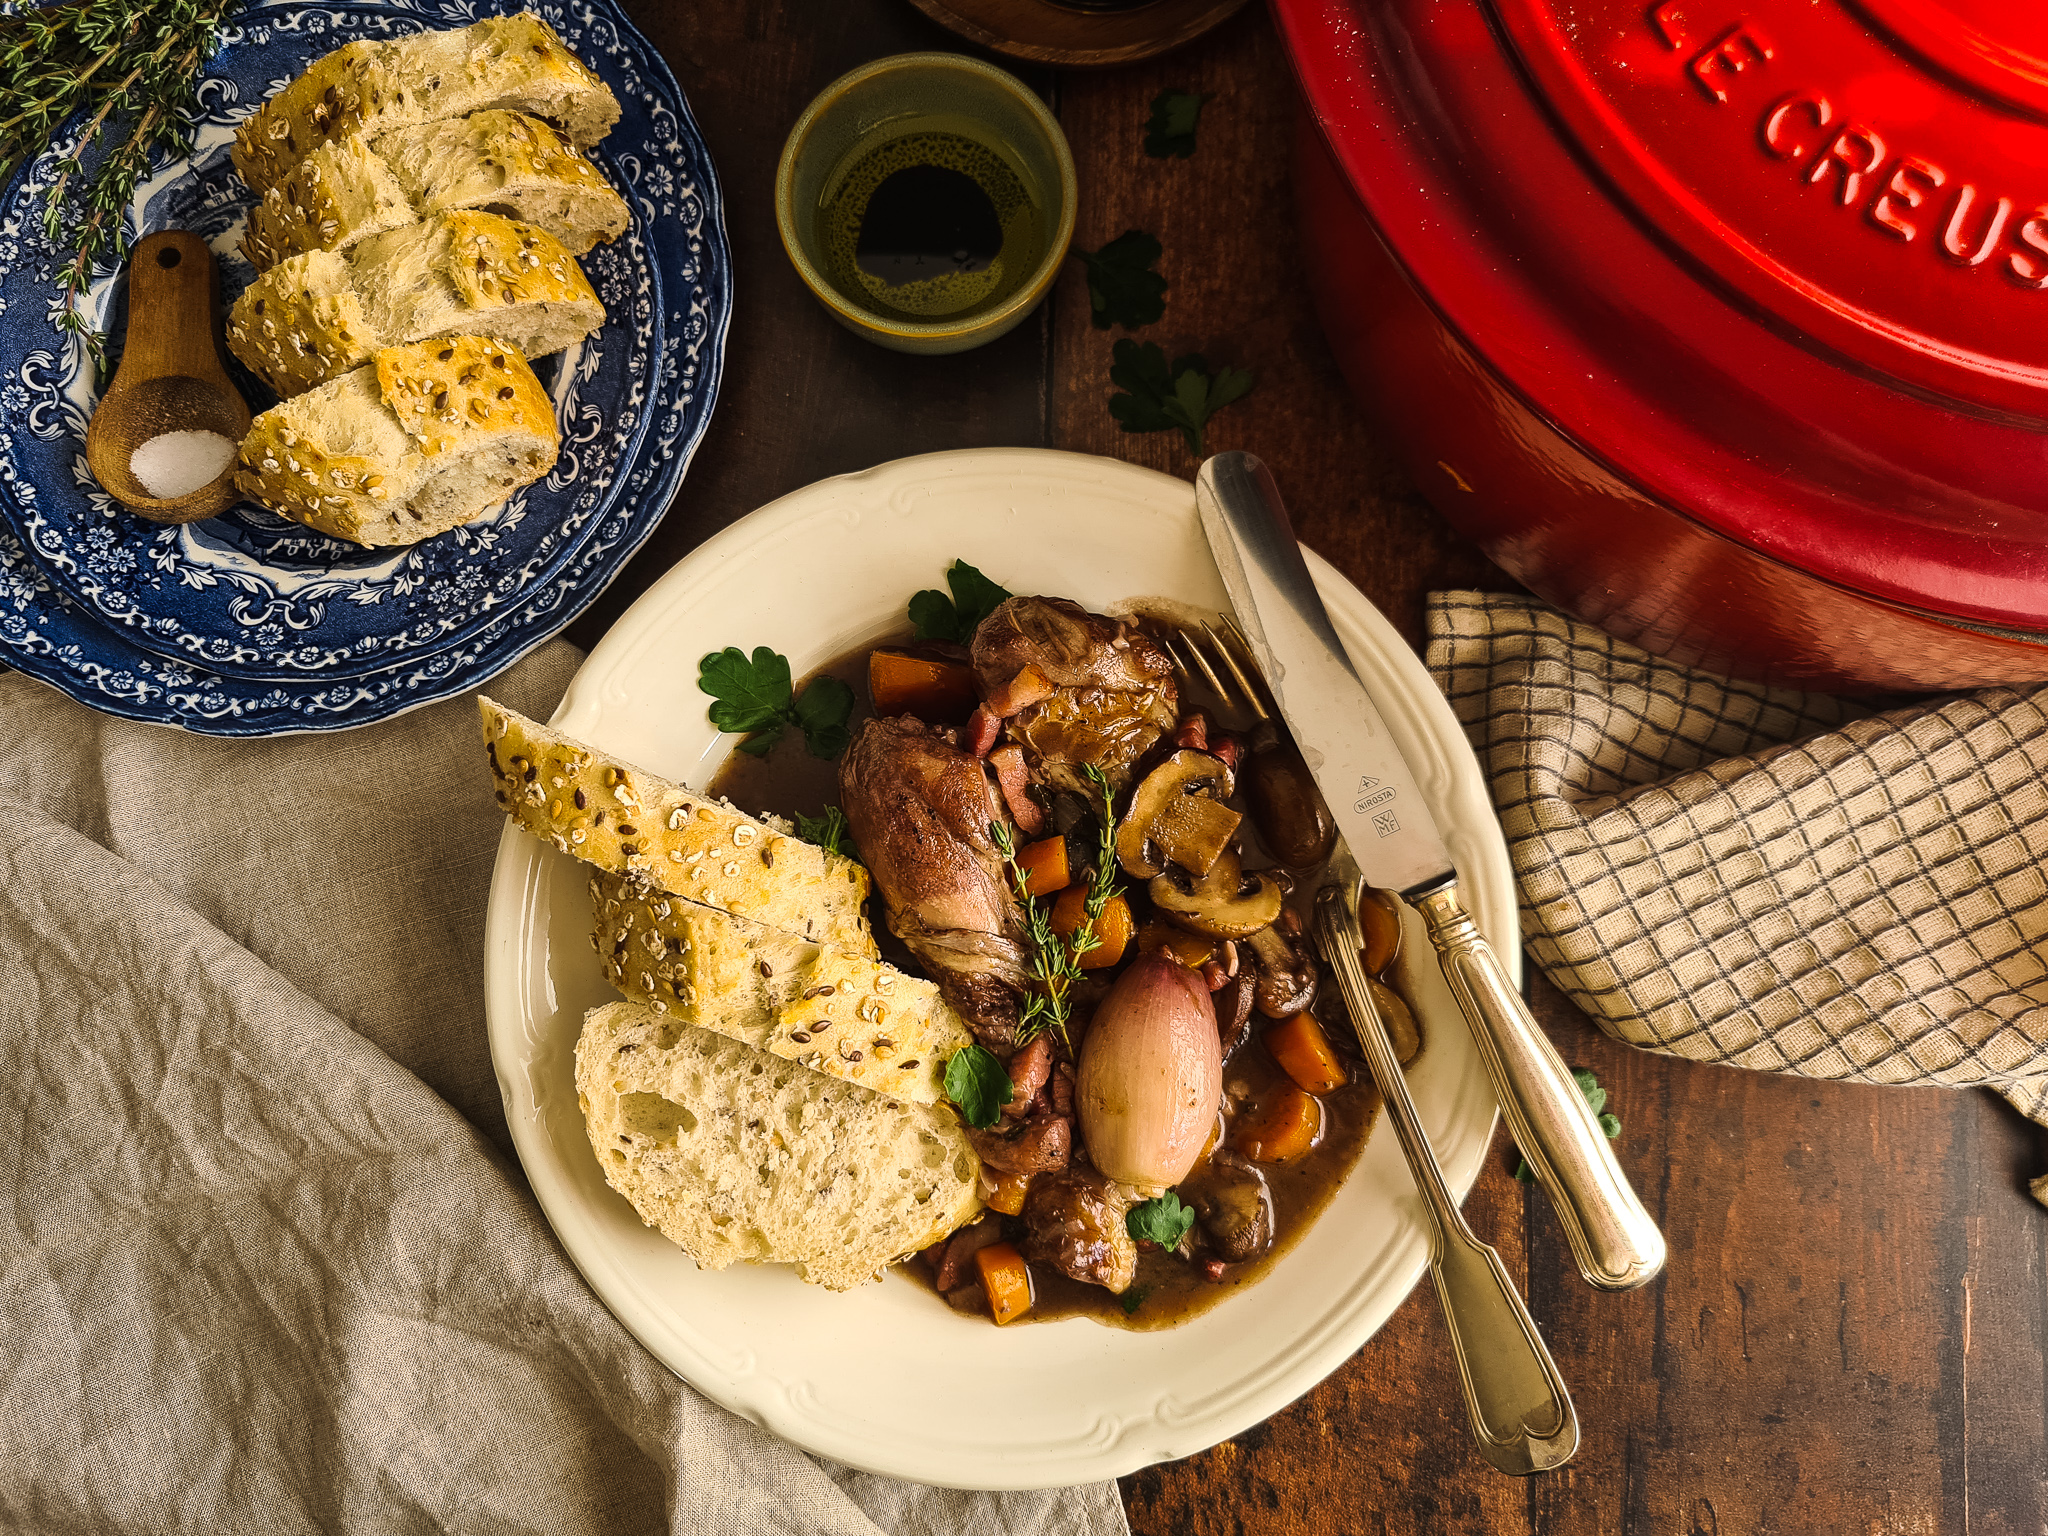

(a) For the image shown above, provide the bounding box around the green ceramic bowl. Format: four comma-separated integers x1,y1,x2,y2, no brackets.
775,53,1077,355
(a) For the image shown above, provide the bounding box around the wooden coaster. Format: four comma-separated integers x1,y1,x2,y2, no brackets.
903,0,1254,67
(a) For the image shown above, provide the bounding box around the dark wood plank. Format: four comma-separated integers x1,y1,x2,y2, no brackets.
567,1,1055,653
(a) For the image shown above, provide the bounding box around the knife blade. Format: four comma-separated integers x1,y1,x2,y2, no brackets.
1195,450,1666,1292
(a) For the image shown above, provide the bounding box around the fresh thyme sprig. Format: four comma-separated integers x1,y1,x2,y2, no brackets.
991,818,1083,1051
0,0,242,366
990,766,1126,1050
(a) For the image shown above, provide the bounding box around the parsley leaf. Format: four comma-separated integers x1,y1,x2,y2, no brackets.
698,646,855,759
794,806,860,863
1126,1193,1196,1248
909,559,1014,644
1119,1286,1150,1317
1107,339,1254,458
1078,230,1167,331
1513,1068,1621,1182
1144,90,1204,158
943,1044,1013,1129
792,675,855,759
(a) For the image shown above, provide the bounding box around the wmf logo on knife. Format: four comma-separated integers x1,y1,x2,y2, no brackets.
1354,776,1400,838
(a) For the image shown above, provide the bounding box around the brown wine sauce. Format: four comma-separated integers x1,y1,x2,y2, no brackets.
707,637,1408,1331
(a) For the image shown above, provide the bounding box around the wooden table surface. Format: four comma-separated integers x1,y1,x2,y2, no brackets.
587,3,2048,1529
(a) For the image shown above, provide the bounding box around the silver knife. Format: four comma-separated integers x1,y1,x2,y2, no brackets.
1196,450,1666,1293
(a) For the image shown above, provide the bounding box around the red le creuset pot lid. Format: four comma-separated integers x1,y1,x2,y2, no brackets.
1276,0,2048,633
1495,0,2048,420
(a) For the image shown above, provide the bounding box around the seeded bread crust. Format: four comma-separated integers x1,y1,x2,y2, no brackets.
576,1002,982,1290
234,337,558,546
481,698,875,955
229,210,603,399
233,13,620,196
242,110,629,273
590,871,970,1106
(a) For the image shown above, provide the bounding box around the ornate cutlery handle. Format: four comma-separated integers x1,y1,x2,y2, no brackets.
1314,886,1578,1476
1409,881,1667,1292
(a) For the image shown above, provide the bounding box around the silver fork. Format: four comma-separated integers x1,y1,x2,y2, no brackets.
1162,620,1579,1476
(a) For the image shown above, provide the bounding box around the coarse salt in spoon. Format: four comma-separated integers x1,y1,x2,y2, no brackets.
84,229,252,525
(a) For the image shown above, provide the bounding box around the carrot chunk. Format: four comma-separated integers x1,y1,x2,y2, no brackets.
1015,836,1071,897
1360,887,1403,976
975,1241,1034,1325
868,650,978,722
1264,1012,1349,1094
1232,1086,1324,1163
1052,889,1134,969
986,1171,1031,1216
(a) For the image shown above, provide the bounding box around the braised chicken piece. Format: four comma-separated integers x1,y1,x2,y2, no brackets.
970,597,1177,796
1022,1164,1138,1294
838,716,1028,1049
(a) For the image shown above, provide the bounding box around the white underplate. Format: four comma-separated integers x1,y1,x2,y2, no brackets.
481,447,1515,1489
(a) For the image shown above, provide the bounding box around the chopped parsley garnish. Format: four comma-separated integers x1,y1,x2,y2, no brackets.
697,646,854,759
1078,230,1168,331
1513,1068,1621,1182
1126,1193,1195,1248
1108,339,1253,458
1119,1286,1151,1317
794,805,860,863
1144,90,1205,158
943,1044,1013,1129
909,559,1013,645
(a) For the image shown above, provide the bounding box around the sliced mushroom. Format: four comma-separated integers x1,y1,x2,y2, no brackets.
1212,972,1257,1057
1148,848,1286,939
1245,924,1317,1017
1180,1148,1274,1263
1116,750,1240,879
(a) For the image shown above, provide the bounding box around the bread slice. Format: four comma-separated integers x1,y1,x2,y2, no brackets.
233,13,621,196
241,110,629,273
229,210,603,399
590,871,971,1106
576,1002,982,1290
481,697,875,956
234,337,558,546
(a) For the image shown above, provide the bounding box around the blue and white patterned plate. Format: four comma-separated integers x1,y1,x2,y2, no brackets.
0,0,729,725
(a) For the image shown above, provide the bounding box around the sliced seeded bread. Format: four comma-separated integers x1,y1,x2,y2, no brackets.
590,871,971,1106
242,110,629,273
481,698,876,956
234,336,558,546
576,1002,982,1290
228,209,603,399
233,13,620,196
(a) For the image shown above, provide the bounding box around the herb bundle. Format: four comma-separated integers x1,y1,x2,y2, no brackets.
0,0,241,364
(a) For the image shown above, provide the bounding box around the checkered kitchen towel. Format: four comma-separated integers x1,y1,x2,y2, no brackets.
1427,592,2048,1196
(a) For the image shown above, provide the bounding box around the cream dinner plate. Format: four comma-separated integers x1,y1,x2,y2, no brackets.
481,447,1514,1488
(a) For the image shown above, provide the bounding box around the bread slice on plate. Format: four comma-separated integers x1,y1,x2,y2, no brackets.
576,1001,983,1290
241,110,630,273
233,12,621,196
590,870,971,1106
234,336,558,546
480,698,876,956
228,210,603,399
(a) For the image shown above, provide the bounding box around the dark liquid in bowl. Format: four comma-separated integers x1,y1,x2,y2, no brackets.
707,639,1393,1330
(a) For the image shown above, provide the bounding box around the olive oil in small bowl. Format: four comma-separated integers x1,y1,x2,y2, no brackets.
777,54,1076,354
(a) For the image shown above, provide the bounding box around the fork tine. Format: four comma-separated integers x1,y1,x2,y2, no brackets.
1204,620,1276,723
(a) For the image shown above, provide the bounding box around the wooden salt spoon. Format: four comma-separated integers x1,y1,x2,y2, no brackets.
84,229,252,524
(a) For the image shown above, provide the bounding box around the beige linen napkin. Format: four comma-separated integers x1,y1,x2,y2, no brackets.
0,647,1127,1535
1427,592,2048,1187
